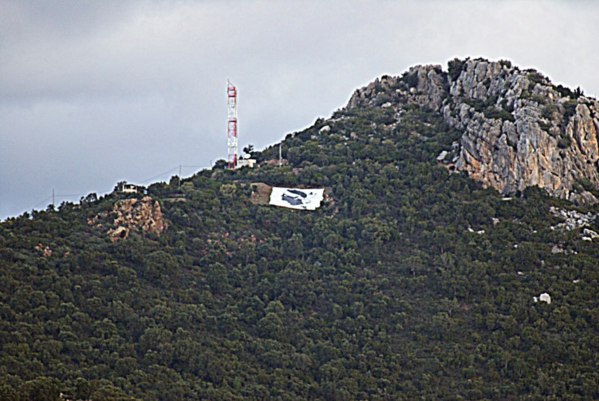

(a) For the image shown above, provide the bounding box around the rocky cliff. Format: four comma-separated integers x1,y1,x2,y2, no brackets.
108,196,166,242
347,58,599,204
88,196,167,242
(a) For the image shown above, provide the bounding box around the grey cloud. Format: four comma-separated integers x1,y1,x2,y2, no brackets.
1,0,598,218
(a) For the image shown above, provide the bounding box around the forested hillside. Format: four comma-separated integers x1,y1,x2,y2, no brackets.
1,59,599,400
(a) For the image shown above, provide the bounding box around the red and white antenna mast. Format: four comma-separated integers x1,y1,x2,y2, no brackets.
227,80,238,169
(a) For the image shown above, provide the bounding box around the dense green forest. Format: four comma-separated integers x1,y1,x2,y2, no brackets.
1,73,599,400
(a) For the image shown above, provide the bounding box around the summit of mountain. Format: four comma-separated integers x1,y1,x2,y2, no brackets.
343,58,599,204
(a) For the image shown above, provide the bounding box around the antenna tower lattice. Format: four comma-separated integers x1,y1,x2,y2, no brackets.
227,80,238,169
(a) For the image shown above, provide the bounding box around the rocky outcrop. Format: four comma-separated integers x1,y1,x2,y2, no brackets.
549,206,597,231
549,206,598,241
346,58,599,204
346,65,447,111
106,196,166,242
34,243,52,257
444,59,599,204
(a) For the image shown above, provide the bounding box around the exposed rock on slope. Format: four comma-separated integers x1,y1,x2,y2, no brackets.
34,243,52,257
445,60,599,204
346,58,599,204
103,196,166,242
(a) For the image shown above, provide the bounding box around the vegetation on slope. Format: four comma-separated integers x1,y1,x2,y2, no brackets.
1,79,599,400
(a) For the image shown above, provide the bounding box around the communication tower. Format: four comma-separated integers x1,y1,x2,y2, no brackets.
227,80,238,169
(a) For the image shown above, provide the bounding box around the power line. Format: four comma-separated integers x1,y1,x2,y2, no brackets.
139,164,208,184
33,195,53,209
55,193,81,198
19,163,212,216
139,167,179,184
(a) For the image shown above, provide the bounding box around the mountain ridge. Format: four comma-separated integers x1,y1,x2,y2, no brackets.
1,57,598,400
344,58,599,204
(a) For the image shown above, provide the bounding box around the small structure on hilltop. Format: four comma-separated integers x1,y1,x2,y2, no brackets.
116,181,146,195
237,158,256,168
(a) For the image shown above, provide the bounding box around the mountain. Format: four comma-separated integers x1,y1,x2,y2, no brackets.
1,58,599,401
348,58,599,204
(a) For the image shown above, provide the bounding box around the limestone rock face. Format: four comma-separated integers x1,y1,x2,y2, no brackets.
346,58,599,204
445,59,599,204
107,196,166,242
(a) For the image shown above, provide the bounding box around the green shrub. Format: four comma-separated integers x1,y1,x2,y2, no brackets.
557,133,572,148
541,104,558,119
402,72,419,88
528,70,545,85
484,107,515,122
448,58,466,81
563,99,578,126
555,84,574,98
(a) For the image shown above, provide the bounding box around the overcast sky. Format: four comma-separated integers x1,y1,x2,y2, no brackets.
1,0,598,219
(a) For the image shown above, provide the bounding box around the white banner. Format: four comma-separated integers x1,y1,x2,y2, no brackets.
269,187,324,210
